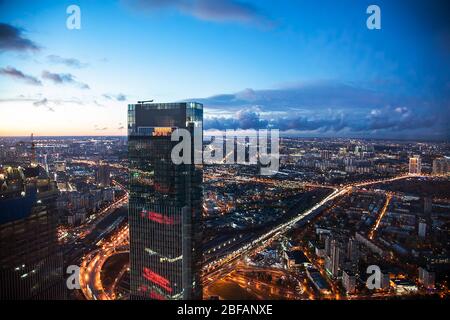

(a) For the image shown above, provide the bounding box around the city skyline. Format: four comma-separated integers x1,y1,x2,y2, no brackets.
1,0,450,306
2,134,448,301
1,0,449,139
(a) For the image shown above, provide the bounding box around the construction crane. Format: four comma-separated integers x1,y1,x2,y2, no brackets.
137,99,154,104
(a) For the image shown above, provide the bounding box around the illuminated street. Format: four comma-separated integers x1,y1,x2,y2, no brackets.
79,225,129,300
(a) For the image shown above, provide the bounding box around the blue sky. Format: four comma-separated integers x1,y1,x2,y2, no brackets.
0,0,449,139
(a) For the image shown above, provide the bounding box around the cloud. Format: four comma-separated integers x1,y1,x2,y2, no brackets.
94,125,108,131
0,96,85,107
116,93,127,101
93,100,104,107
32,98,55,112
0,66,42,85
204,109,348,132
195,82,389,113
47,55,88,68
204,107,442,138
33,98,48,107
196,81,449,140
124,0,272,26
41,70,90,89
0,23,40,53
103,93,127,101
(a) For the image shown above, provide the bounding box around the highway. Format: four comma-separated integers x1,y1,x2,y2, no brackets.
79,225,129,300
202,174,422,279
58,180,128,243
369,192,393,240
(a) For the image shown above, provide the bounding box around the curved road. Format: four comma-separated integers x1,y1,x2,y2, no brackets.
79,225,129,300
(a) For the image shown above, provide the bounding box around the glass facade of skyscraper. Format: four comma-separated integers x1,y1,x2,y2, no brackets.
128,102,203,300
0,165,65,299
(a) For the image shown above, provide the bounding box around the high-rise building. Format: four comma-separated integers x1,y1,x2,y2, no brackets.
418,267,435,289
324,235,332,257
409,155,422,174
0,165,65,299
128,102,203,300
342,270,356,294
325,239,345,278
423,197,432,215
96,164,111,186
380,271,391,290
432,157,448,175
418,219,427,238
347,237,360,263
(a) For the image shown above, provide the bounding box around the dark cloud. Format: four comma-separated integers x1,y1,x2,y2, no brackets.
47,55,88,68
0,66,42,85
0,23,40,53
205,109,267,130
195,82,388,113
41,70,90,89
41,70,75,84
204,110,348,132
204,107,444,139
124,0,272,26
199,82,449,140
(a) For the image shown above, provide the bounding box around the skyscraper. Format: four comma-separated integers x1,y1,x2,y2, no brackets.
325,239,345,278
418,267,435,289
128,102,203,300
342,270,356,294
409,155,422,174
96,164,111,187
424,197,432,215
347,237,360,263
418,219,427,238
0,165,65,299
432,157,448,175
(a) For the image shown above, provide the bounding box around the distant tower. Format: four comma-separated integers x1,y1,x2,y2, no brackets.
432,157,448,175
424,197,432,215
418,267,435,289
347,237,360,262
409,155,421,174
30,133,37,166
418,219,427,238
325,239,345,278
43,154,49,173
96,164,111,187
